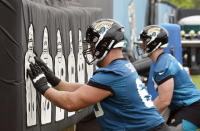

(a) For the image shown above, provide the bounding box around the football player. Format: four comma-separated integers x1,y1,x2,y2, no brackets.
140,25,200,131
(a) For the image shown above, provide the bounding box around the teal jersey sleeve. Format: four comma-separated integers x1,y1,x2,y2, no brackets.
154,54,178,85
153,53,200,110
88,69,118,95
87,59,164,131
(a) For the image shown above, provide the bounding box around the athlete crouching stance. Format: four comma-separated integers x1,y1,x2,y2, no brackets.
140,25,200,131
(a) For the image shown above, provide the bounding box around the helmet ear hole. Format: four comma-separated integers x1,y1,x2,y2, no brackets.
152,42,157,46
95,40,110,58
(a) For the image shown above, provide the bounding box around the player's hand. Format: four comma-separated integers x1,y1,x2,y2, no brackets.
34,57,61,87
27,63,50,95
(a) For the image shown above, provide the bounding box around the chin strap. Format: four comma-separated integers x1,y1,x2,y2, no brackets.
113,40,127,48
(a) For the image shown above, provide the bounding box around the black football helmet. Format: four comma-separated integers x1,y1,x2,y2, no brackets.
140,25,168,56
83,19,127,65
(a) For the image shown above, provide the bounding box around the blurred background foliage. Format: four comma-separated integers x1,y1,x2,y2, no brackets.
169,0,200,8
191,75,200,89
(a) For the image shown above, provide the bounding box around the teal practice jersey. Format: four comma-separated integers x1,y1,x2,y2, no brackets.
88,59,164,131
153,53,200,111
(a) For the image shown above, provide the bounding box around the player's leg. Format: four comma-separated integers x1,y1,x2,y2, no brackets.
168,120,198,131
167,100,200,131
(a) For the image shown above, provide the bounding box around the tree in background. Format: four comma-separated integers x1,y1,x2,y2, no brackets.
169,0,200,8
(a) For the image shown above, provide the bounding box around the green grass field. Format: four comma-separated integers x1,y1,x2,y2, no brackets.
191,75,200,131
191,75,200,90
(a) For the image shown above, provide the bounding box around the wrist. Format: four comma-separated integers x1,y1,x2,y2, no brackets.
51,76,61,87
39,85,50,95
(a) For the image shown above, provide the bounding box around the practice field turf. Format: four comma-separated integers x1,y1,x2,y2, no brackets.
191,75,200,90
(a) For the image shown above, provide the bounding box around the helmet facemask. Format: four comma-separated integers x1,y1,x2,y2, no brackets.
83,26,99,65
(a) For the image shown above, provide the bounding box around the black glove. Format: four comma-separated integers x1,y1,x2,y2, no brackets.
27,63,50,95
35,57,61,87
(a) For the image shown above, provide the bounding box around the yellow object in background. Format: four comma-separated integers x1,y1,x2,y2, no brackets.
180,30,185,40
191,75,200,90
189,30,196,40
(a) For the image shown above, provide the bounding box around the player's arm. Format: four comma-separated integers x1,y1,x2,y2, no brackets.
27,62,113,111
55,80,84,92
45,84,112,111
154,78,174,113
